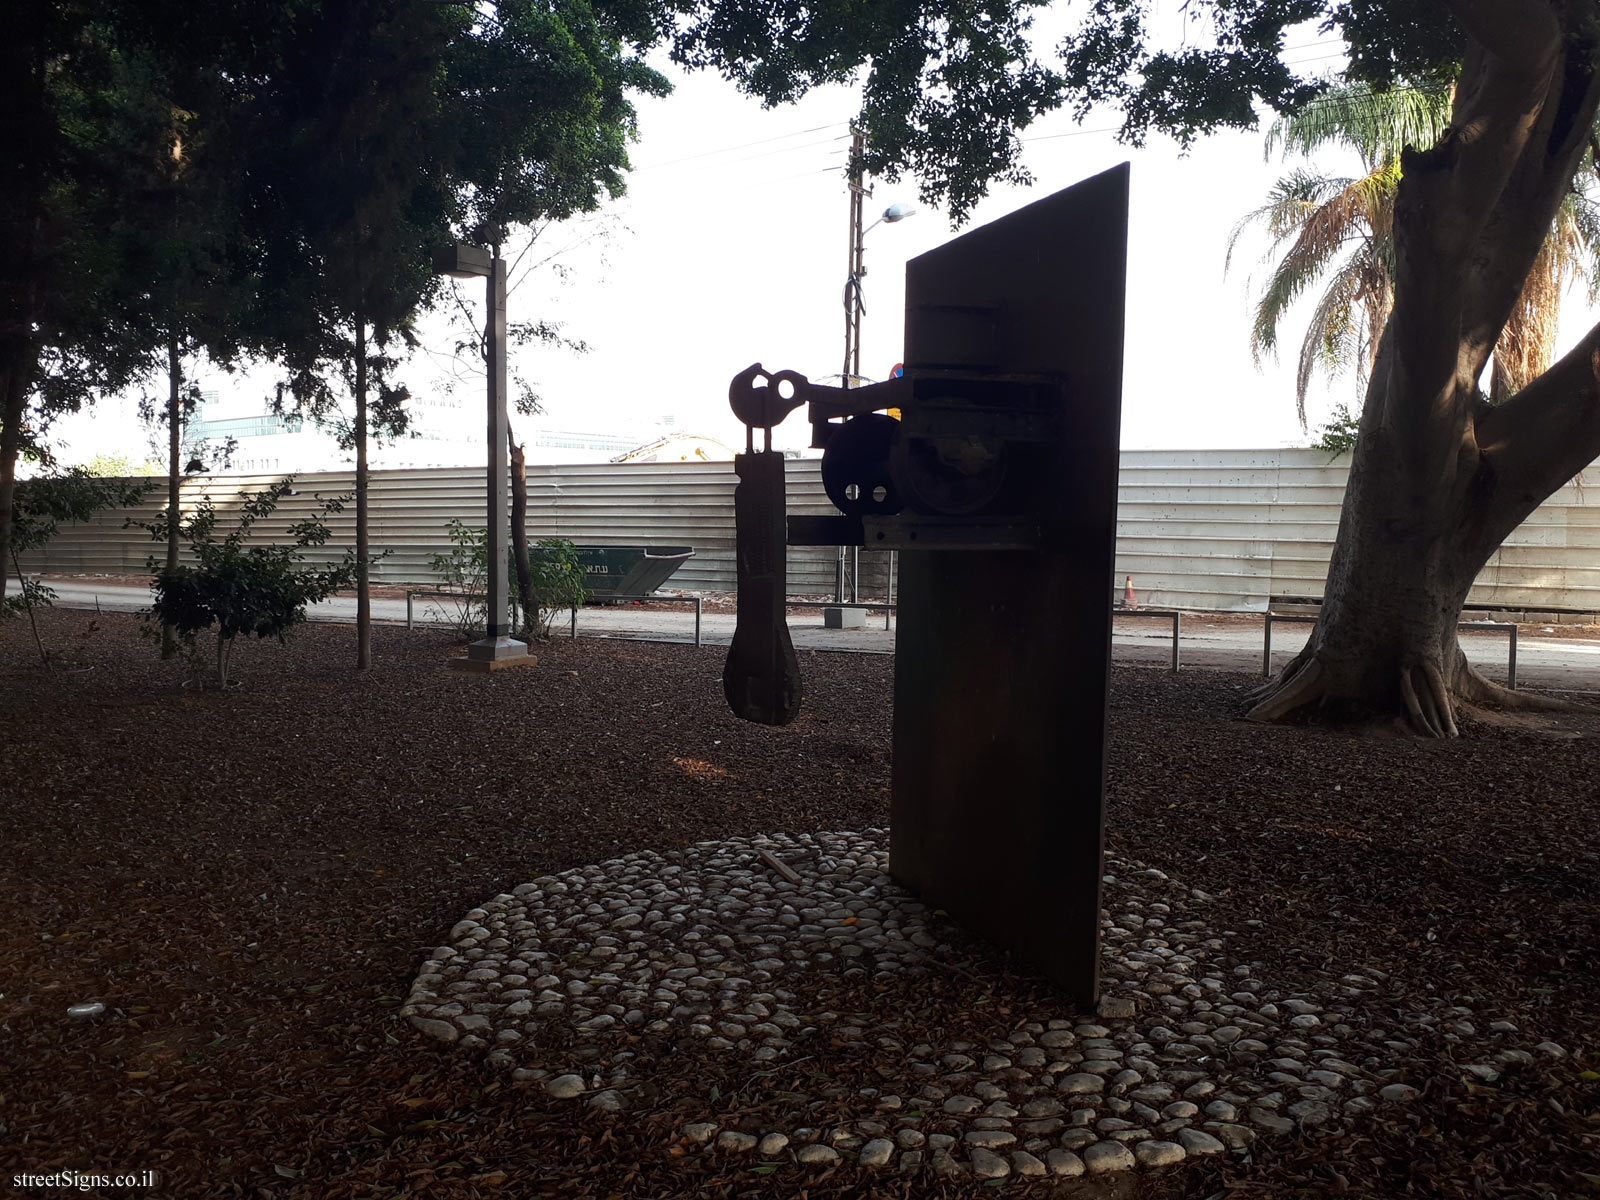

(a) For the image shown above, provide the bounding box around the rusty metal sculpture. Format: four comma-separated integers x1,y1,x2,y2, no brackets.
723,166,1129,1007
721,367,807,726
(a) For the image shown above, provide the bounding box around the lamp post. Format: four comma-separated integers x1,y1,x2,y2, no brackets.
834,130,917,609
842,128,917,387
434,241,530,669
843,200,918,385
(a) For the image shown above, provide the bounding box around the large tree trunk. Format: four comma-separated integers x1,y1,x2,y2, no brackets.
509,430,534,639
354,318,371,671
161,336,183,658
1251,1,1600,736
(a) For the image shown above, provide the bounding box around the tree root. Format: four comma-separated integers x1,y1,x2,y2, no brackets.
1244,646,1309,704
1457,661,1598,713
1250,649,1596,735
1245,657,1325,722
1400,659,1458,738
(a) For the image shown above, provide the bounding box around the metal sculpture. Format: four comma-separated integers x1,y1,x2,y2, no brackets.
723,165,1129,1007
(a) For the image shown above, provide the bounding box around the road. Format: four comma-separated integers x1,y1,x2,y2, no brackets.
34,579,1600,692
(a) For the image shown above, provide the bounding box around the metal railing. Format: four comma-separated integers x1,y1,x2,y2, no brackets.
406,588,481,630
791,599,895,630
1113,609,1182,671
569,594,704,647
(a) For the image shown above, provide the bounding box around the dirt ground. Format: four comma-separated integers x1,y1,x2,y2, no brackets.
1,608,1596,1199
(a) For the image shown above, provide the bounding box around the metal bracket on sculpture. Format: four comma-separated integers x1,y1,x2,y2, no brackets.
727,363,910,451
728,364,806,452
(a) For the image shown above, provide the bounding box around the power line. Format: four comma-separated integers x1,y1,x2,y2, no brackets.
1021,125,1119,144
635,123,849,171
1281,49,1350,67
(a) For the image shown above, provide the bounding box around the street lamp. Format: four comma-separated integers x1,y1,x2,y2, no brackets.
843,200,917,387
434,241,530,670
833,180,916,614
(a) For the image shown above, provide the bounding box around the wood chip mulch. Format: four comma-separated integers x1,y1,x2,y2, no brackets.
1,609,1596,1199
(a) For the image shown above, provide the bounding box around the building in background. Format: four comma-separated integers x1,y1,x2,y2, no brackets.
185,390,485,473
181,393,729,472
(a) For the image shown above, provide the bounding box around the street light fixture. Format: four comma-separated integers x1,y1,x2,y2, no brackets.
867,202,918,234
434,241,531,670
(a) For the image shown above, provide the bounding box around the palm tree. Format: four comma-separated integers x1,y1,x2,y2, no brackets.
1229,82,1600,425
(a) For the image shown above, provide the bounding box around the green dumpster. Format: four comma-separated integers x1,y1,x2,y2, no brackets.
535,545,695,599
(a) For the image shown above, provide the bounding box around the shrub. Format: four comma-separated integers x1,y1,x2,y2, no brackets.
527,538,588,639
1313,404,1360,455
426,518,490,639
427,523,588,641
144,478,355,687
6,469,152,666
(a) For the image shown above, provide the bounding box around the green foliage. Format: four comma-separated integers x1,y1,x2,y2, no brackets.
5,468,153,618
527,538,589,640
5,468,152,666
143,478,356,687
426,518,492,639
426,521,587,641
83,452,162,478
1,7,162,423
1228,82,1452,425
676,0,1466,223
11,470,154,560
1233,79,1600,424
1313,404,1360,456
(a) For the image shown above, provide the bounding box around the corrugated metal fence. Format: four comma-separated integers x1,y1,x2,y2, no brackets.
1116,449,1600,613
19,460,895,601
18,450,1600,613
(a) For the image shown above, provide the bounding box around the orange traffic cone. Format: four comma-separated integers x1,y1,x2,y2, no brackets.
1123,575,1138,610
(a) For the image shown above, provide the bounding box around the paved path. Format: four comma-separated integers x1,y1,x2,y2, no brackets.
35,579,1600,692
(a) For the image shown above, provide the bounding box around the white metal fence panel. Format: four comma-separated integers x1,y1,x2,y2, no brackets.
1112,449,1600,613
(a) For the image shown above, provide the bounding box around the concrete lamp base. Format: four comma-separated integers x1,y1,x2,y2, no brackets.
450,636,535,673
823,606,868,629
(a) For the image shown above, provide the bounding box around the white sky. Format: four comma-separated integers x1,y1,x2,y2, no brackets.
470,64,1361,457
49,26,1600,468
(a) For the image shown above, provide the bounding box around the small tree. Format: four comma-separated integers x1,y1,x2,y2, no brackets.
426,517,491,639
6,469,152,666
526,538,588,640
427,520,587,641
144,478,355,687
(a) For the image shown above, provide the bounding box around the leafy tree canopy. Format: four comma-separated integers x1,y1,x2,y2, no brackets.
667,0,1471,221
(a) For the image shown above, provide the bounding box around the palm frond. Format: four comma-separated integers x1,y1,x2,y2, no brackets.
1265,82,1452,171
1248,171,1388,365
1225,170,1354,274
1294,259,1382,425
1556,188,1600,303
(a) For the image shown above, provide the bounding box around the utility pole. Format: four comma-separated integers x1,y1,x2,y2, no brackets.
843,125,869,388
432,239,531,672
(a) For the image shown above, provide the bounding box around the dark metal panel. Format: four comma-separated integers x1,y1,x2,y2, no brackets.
890,164,1129,1009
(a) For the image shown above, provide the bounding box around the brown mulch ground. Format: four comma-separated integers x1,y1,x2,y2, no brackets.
1,608,1597,1200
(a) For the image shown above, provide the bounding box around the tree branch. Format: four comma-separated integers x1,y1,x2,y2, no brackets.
1447,0,1560,74
1380,3,1576,477
1471,315,1600,552
1456,10,1600,378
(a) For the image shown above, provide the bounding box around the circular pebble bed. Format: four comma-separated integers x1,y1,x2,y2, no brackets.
404,829,1571,1182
